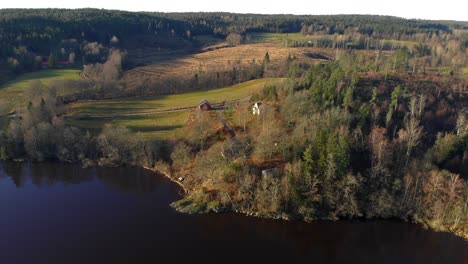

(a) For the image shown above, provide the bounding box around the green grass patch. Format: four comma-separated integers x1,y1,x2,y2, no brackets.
66,111,189,139
381,39,419,47
68,78,284,139
247,32,343,45
70,78,285,116
247,33,420,49
247,33,309,44
0,69,80,92
0,69,81,114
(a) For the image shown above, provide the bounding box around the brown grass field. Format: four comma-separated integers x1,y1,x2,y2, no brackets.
122,43,334,90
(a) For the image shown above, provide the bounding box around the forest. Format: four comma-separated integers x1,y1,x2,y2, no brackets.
1,9,468,77
0,9,467,239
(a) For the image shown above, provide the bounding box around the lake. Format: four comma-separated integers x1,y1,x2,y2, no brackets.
0,162,466,264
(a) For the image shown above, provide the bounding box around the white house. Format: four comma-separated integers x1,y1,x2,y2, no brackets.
252,102,262,115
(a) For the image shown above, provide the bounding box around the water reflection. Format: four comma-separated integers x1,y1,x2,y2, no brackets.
0,162,466,264
0,162,167,194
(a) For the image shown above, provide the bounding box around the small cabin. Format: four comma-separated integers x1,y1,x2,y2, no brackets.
252,102,262,115
198,100,212,111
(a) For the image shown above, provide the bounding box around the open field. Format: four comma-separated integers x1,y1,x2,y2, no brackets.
67,111,189,139
247,32,420,48
69,78,285,116
122,43,332,90
381,39,419,48
246,32,311,44
0,69,80,92
66,78,284,138
0,69,81,114
245,32,359,45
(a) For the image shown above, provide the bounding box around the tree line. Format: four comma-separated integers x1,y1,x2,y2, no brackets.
0,81,162,167
1,9,467,78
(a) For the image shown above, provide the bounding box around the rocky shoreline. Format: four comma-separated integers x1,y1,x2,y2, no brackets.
142,164,468,240
7,160,465,240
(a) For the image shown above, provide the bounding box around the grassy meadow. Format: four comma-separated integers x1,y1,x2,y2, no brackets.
247,32,310,44
380,39,419,48
0,69,81,114
69,78,284,116
247,32,419,49
66,78,284,139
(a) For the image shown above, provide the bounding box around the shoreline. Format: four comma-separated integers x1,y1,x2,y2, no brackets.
145,164,468,240
142,165,188,194
3,160,466,240
141,163,468,241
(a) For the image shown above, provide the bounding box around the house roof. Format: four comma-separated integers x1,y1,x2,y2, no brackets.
199,99,211,105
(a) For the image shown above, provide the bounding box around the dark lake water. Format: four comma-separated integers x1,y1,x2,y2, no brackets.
0,162,466,264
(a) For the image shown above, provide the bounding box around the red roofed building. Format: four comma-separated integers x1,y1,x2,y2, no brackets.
198,100,212,111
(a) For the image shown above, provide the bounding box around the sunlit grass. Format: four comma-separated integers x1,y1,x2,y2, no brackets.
247,32,419,49
66,78,285,139
381,39,419,47
0,69,80,92
70,78,285,116
247,33,311,44
0,69,80,114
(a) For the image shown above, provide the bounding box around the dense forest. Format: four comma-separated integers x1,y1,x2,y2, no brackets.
1,9,468,77
163,12,467,35
0,9,467,239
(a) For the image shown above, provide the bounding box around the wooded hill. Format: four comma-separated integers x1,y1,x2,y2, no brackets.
1,9,467,77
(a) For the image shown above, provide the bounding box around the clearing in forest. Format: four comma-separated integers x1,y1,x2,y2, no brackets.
122,43,331,90
0,69,81,114
68,78,285,117
66,78,285,139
